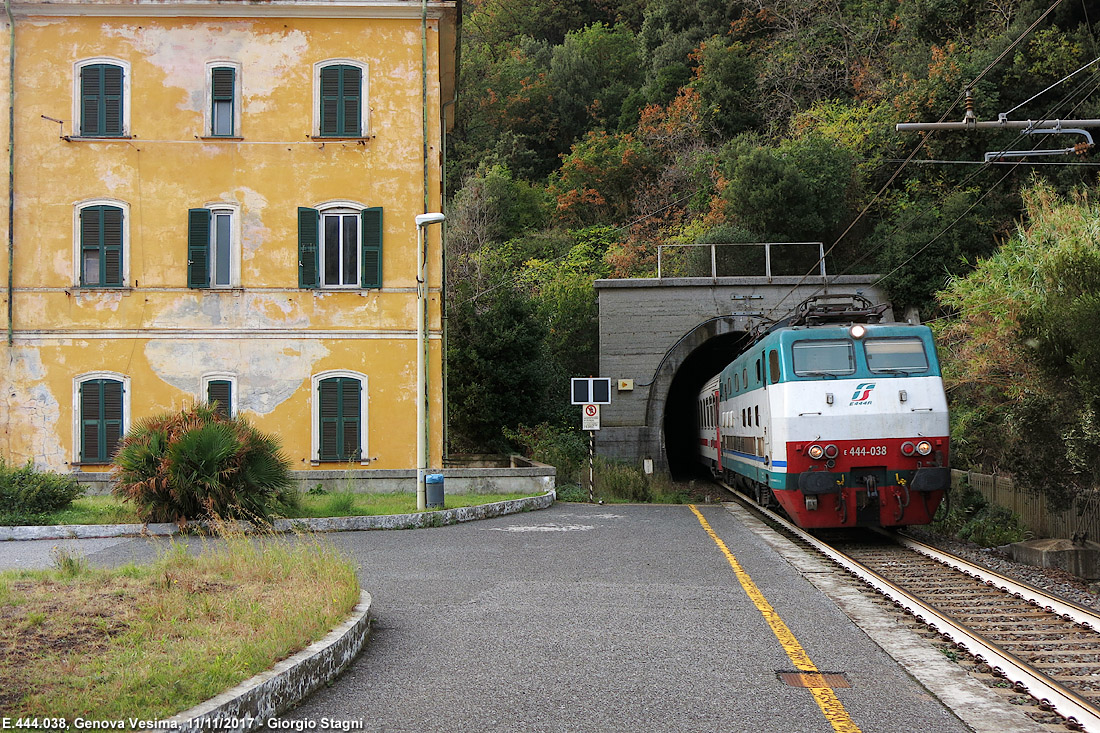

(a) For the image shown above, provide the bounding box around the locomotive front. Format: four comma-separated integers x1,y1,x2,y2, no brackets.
770,322,950,528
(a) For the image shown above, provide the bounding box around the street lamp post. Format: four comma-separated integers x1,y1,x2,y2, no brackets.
415,212,445,511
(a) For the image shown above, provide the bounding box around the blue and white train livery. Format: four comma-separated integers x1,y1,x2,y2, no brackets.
698,295,950,529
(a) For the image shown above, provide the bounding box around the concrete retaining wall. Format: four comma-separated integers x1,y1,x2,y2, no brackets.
71,456,555,497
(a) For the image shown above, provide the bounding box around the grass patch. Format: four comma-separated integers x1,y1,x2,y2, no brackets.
6,492,539,526
0,525,360,719
290,491,535,518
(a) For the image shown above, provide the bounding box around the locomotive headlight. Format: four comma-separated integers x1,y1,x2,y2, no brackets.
850,324,867,339
901,441,915,456
824,444,839,459
916,440,933,456
808,444,825,460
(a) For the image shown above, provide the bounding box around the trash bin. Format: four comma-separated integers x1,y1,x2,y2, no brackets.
425,473,445,509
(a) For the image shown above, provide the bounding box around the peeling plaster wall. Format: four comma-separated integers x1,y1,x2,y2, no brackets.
1,5,452,473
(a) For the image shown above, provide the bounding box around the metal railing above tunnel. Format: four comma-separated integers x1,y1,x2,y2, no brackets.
656,242,827,280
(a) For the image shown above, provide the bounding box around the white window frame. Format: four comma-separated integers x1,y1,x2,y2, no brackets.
73,57,132,138
204,60,242,138
312,59,370,138
201,372,239,417
72,198,131,288
310,370,369,465
203,202,242,288
316,200,366,289
72,371,131,465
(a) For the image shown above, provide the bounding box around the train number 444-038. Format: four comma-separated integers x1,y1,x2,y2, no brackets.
845,445,887,457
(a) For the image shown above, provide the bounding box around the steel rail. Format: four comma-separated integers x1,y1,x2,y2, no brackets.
718,483,1100,732
895,532,1100,630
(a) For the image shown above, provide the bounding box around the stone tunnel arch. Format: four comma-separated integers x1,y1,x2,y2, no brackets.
643,317,751,479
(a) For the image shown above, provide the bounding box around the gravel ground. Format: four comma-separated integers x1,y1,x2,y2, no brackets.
907,528,1100,608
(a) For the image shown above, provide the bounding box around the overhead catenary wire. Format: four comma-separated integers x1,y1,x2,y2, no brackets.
759,0,1087,325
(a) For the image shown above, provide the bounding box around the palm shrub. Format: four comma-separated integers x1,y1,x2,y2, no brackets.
113,403,297,524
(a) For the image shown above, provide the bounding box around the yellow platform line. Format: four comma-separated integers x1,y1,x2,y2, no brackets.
689,504,862,733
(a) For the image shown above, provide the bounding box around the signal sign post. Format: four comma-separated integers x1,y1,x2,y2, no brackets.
572,378,611,503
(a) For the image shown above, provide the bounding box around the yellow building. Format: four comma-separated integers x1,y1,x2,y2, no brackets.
0,0,456,479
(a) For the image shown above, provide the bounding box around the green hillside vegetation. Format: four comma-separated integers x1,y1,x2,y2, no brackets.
445,0,1100,499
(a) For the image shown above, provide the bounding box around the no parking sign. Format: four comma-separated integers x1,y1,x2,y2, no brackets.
582,403,600,431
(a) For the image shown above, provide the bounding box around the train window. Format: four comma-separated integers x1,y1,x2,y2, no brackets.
768,350,780,384
743,368,747,387
734,373,739,392
865,338,929,373
755,405,759,425
792,340,856,376
741,408,746,427
755,359,761,383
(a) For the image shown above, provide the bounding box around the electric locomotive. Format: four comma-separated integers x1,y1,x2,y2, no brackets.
698,295,949,529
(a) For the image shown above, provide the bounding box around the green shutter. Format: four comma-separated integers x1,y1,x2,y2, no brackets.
80,64,123,137
318,378,339,460
361,207,382,288
188,208,211,288
80,379,123,463
101,207,123,286
341,66,361,136
298,207,320,288
341,379,361,460
210,67,235,136
207,379,232,417
79,207,101,287
318,377,360,461
319,65,361,137
319,66,340,137
80,205,124,287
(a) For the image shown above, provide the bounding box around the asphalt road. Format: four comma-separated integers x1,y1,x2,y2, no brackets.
276,502,969,733
0,502,985,732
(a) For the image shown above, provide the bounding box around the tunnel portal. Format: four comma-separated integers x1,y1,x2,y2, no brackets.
594,275,891,474
663,332,749,479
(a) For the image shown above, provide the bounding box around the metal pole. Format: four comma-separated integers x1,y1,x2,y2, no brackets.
588,431,594,503
415,213,445,511
416,223,427,511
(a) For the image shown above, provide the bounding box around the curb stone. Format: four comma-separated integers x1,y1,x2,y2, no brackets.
0,490,556,541
167,590,373,733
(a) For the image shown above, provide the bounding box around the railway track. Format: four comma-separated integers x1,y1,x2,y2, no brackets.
719,483,1100,732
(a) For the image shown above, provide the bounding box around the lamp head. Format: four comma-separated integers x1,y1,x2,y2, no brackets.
415,212,446,227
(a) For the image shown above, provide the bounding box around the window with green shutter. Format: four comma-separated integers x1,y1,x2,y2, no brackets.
210,66,236,137
80,205,124,287
318,377,361,461
189,208,234,288
80,64,124,137
207,379,233,417
80,379,124,464
299,206,383,289
319,64,362,137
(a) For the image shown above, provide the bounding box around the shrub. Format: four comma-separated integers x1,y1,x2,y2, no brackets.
504,423,588,484
0,461,84,523
932,486,1028,547
113,403,297,525
592,457,652,502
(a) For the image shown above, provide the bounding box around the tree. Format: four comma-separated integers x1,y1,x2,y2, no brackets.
936,181,1100,508
447,286,552,452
